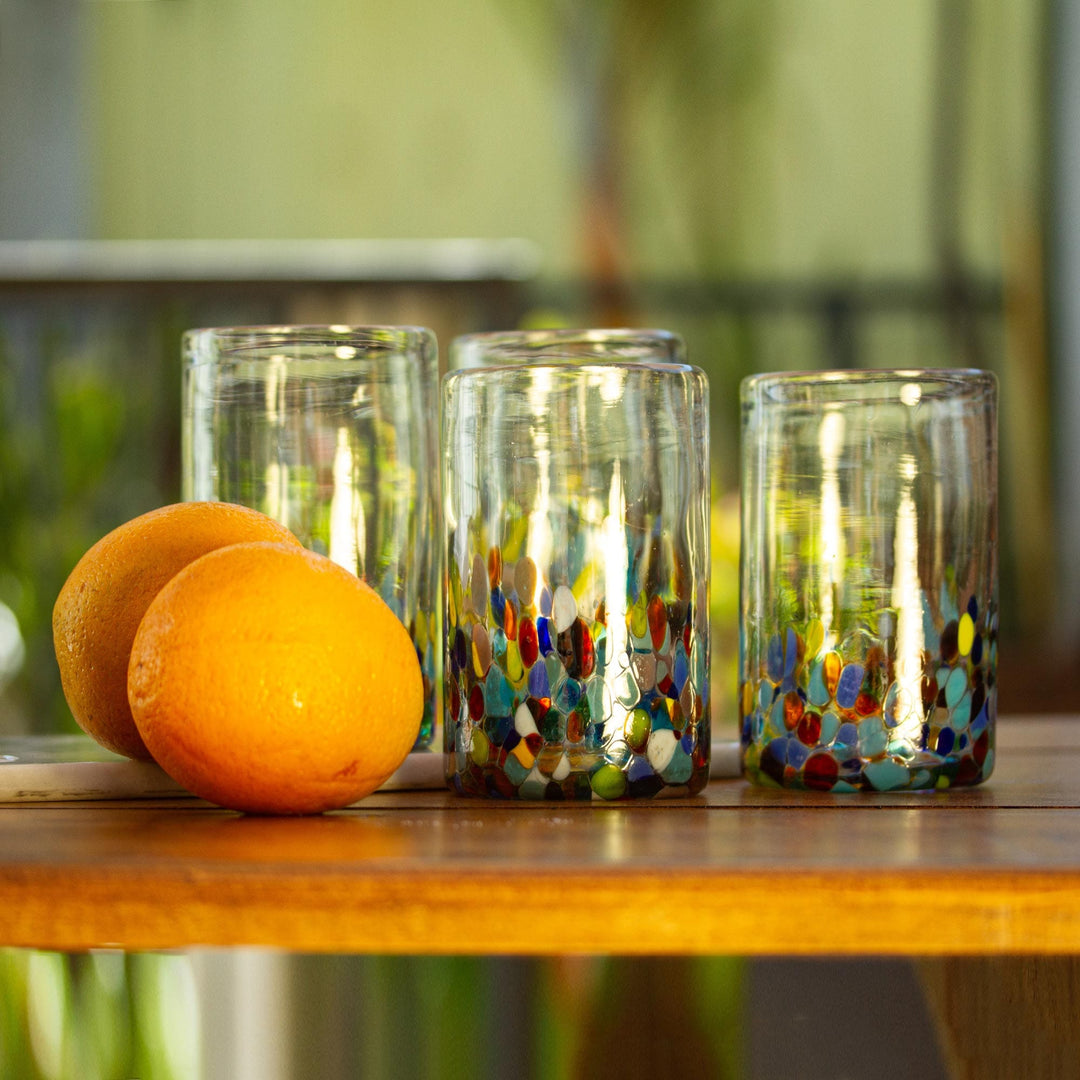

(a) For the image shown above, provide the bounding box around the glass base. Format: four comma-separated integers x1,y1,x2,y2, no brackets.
446,737,710,801
740,590,997,792
740,732,994,792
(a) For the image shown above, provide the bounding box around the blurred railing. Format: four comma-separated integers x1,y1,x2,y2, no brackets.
1,242,1059,737
0,240,537,735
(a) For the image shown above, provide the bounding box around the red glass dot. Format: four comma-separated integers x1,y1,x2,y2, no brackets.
578,618,596,678
796,710,822,746
803,753,839,791
855,692,879,717
956,756,980,785
783,691,805,730
921,675,938,708
519,617,539,668
490,769,516,798
647,594,667,650
468,684,485,722
567,710,585,743
527,696,551,722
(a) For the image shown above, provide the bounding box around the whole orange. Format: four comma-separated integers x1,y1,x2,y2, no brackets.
52,502,300,759
127,541,423,814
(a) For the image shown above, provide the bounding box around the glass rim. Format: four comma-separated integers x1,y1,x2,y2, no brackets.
182,324,436,364
443,358,705,390
450,326,685,362
742,367,997,402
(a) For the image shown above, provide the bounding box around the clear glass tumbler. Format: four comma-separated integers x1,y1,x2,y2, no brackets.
443,330,710,799
739,369,998,791
182,325,441,748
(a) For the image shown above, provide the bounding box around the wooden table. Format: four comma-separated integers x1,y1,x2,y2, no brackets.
0,714,1074,957
1,714,1077,1076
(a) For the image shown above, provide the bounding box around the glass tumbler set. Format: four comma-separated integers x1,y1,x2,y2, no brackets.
183,324,998,798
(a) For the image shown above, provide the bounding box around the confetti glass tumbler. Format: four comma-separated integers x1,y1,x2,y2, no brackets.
182,325,441,747
443,334,710,799
739,369,998,791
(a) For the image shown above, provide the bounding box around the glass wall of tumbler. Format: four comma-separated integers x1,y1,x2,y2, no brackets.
443,330,711,799
739,369,998,791
182,325,441,748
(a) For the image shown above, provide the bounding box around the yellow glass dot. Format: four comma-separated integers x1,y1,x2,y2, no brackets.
505,641,525,685
471,728,490,766
512,740,536,769
958,613,975,657
741,682,754,717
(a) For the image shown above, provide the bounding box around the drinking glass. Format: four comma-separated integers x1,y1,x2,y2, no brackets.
443,330,710,799
739,369,998,791
182,325,441,747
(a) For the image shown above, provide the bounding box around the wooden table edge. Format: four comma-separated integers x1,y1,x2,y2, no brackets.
1,864,1078,955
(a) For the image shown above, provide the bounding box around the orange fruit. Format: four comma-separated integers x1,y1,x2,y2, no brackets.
127,541,423,815
53,502,300,760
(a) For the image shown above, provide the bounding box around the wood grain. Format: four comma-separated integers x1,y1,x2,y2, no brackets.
0,715,1077,954
919,957,1080,1080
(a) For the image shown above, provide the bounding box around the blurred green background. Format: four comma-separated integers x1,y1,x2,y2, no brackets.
0,0,1071,1076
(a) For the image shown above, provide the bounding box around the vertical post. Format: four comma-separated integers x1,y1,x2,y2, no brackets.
1051,0,1080,651
0,0,87,238
191,950,293,1080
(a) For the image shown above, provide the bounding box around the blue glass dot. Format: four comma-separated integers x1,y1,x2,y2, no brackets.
673,646,689,695
490,586,506,625
528,661,550,699
835,664,864,710
787,739,810,769
836,723,859,748
936,727,956,755
758,679,777,713
970,701,989,736
971,634,984,666
555,677,582,712
539,586,552,618
484,666,513,715
784,627,798,678
767,634,784,681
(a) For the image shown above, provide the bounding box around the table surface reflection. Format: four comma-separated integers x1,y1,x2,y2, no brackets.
0,715,1076,955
